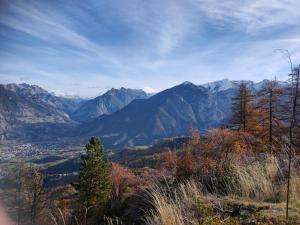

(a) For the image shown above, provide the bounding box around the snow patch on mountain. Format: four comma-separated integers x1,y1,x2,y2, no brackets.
201,79,236,92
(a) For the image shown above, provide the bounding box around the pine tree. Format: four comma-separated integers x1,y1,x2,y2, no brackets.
231,82,256,132
75,137,112,215
256,79,285,153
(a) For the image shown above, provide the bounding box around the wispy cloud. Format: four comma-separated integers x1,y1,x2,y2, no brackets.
191,0,300,32
0,0,119,65
0,0,299,97
119,0,200,54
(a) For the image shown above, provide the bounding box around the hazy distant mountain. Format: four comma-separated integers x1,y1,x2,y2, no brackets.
78,81,238,148
70,87,148,122
0,83,87,140
202,78,288,92
0,84,70,139
4,83,86,114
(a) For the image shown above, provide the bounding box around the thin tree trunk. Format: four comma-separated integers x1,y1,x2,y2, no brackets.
269,88,273,153
243,89,246,132
33,192,37,225
17,173,21,225
286,69,299,223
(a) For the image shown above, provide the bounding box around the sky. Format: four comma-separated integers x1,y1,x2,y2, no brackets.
0,0,300,97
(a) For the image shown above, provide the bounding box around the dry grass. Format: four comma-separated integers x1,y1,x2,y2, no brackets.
144,180,202,225
143,155,300,225
233,155,300,202
143,180,239,225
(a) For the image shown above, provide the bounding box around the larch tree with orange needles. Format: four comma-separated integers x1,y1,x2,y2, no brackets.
231,82,257,133
256,79,285,153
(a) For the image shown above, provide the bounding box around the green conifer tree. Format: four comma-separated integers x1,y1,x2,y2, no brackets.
75,137,112,215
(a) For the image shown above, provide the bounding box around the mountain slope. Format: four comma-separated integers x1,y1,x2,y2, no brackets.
0,85,71,139
78,82,236,148
4,83,86,114
70,87,148,122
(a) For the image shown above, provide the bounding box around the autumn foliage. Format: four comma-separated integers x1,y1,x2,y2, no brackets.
111,163,139,198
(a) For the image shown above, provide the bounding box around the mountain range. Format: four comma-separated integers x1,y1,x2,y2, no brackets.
0,79,273,148
0,84,72,140
78,81,236,147
0,83,147,141
70,87,149,122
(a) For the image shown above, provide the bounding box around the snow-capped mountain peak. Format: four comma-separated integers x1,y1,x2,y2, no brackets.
201,79,235,92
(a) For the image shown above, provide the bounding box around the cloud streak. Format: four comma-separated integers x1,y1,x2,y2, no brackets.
0,0,299,97
192,0,300,32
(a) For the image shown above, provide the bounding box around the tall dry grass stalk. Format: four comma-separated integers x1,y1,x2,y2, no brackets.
144,180,202,225
233,154,300,202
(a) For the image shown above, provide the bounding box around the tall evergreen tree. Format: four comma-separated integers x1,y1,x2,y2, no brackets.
75,137,112,215
256,79,285,153
231,82,256,132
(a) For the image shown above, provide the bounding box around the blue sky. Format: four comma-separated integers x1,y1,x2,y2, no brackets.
0,0,299,97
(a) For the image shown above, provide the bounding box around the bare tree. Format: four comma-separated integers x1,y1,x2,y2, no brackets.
278,49,300,223
14,165,47,225
286,64,300,222
25,166,46,225
14,162,26,225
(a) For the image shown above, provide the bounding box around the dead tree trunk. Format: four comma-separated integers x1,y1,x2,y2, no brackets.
286,66,300,222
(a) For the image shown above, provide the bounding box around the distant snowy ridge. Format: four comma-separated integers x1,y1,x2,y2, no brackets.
201,79,288,93
201,79,236,92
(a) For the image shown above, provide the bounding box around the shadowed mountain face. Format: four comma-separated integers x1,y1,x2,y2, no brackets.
78,81,237,148
70,88,149,122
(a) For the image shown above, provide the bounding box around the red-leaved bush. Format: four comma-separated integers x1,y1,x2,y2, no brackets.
111,163,139,198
